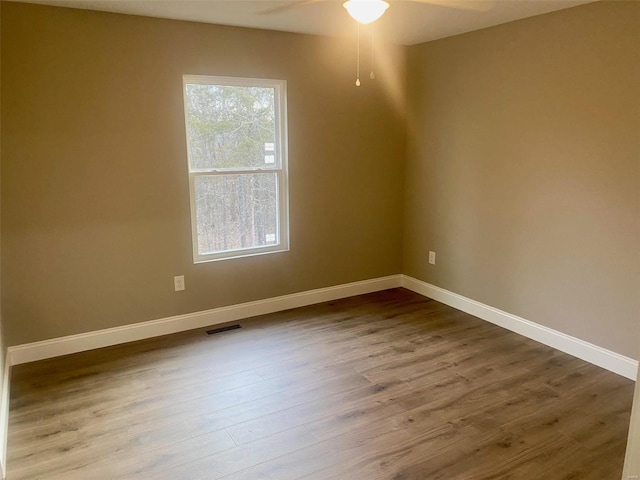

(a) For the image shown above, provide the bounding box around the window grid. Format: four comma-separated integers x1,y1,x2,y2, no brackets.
183,75,289,263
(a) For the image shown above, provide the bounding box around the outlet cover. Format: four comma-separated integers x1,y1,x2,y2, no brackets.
428,251,436,265
174,275,185,291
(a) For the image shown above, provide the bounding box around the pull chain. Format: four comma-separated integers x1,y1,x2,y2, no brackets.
356,22,361,87
370,24,375,80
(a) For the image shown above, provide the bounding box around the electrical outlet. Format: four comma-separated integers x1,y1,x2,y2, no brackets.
428,251,436,265
174,275,185,292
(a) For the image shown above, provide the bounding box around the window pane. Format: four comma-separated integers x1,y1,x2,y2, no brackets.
194,173,278,255
185,84,277,170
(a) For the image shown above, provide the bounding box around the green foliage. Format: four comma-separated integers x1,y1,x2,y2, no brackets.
185,82,280,254
185,84,276,169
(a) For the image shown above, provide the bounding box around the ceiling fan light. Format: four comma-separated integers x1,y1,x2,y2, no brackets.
343,0,390,24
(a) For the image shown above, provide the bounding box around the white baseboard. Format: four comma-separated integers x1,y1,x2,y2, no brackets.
8,275,403,366
7,273,637,381
0,352,10,480
401,275,638,380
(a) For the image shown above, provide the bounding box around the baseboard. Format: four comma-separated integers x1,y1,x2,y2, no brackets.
0,351,10,480
7,272,637,380
401,275,638,380
8,275,403,366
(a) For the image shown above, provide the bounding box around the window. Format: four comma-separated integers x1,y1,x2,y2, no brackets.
183,75,289,263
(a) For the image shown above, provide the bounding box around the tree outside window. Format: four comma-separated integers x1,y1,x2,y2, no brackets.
183,76,289,262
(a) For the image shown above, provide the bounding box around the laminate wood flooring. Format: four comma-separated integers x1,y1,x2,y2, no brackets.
7,288,635,479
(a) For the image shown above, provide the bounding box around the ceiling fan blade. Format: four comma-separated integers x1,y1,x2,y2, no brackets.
259,0,327,15
407,0,495,12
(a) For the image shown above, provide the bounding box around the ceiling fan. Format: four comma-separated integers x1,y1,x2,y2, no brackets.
261,0,487,24
261,0,487,86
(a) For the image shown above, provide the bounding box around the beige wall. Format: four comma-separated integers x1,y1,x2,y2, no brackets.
1,1,639,362
404,1,640,358
0,2,6,476
0,2,407,346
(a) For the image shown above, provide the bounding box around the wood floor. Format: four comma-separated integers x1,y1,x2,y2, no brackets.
7,288,635,480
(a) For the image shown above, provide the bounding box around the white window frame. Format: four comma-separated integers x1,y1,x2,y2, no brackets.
182,75,289,263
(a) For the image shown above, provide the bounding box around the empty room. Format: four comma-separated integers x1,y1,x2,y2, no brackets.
0,0,639,479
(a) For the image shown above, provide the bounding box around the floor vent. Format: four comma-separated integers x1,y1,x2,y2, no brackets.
205,324,242,336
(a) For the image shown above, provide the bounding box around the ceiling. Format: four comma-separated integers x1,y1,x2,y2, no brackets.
12,0,597,45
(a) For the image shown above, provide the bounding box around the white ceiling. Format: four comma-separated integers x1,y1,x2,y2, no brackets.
12,0,597,45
